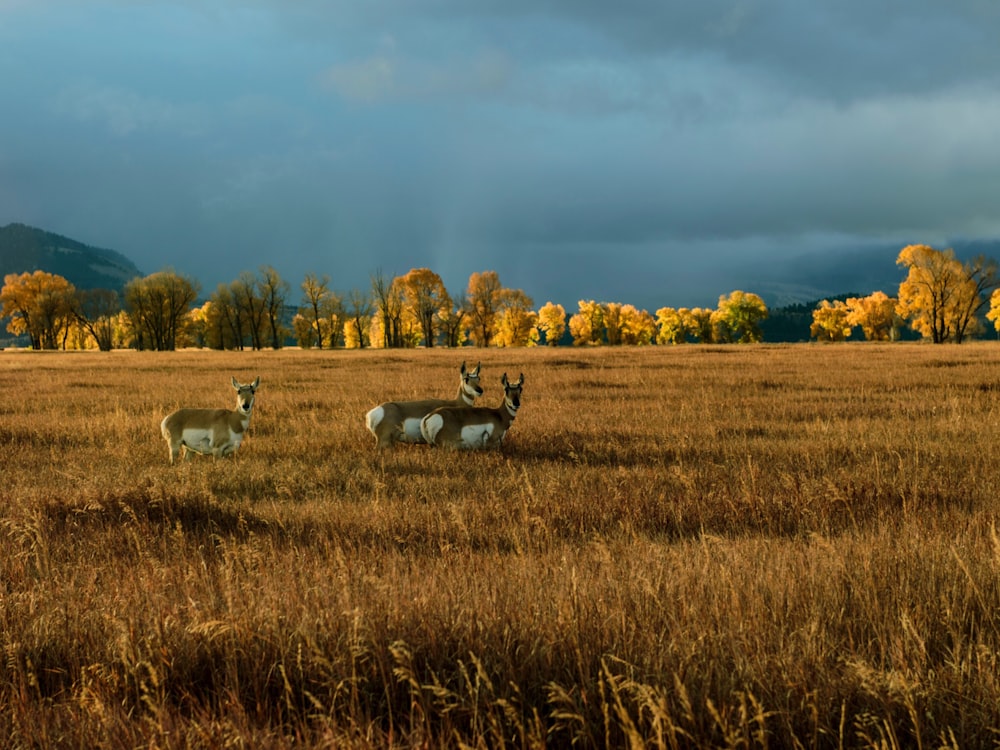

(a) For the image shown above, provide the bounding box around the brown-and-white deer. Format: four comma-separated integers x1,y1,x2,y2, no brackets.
420,372,524,450
160,376,260,464
365,361,483,449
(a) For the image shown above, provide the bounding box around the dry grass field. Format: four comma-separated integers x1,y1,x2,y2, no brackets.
2,343,1000,748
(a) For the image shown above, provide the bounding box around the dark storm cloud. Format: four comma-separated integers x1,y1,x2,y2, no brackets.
2,1,1000,311
285,0,1000,98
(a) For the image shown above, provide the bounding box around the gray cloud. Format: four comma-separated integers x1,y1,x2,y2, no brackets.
2,2,1000,313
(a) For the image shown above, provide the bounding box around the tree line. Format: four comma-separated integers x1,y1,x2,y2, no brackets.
809,245,1000,343
0,265,770,351
2,245,999,350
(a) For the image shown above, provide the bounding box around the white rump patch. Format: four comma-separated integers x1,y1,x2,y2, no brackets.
365,406,385,434
421,413,443,443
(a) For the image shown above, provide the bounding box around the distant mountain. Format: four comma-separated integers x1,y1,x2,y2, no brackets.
744,247,902,309
0,223,142,292
748,239,1000,309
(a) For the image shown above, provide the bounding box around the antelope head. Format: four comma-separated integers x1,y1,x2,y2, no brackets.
460,361,484,404
232,376,260,416
500,372,524,415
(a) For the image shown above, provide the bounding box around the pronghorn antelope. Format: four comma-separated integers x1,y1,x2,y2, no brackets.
160,376,260,464
365,361,483,449
420,372,524,450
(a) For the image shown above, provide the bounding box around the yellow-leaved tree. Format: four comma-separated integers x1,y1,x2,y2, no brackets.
988,288,1000,335
656,307,687,344
810,299,851,342
569,300,604,345
537,302,566,346
657,306,717,344
845,291,900,341
399,268,451,348
603,303,624,345
344,305,371,348
378,283,422,349
465,271,503,347
896,245,999,343
1,270,77,349
344,288,372,349
494,289,538,347
186,300,212,348
619,304,656,345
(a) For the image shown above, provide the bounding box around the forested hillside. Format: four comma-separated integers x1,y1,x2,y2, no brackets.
0,223,141,291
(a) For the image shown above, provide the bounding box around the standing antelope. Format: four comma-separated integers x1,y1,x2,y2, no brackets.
160,376,260,464
365,361,483,449
420,372,524,450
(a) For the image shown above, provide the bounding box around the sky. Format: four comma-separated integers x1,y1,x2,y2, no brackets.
3,1,1000,312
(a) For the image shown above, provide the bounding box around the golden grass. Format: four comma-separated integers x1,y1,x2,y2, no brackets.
2,343,1000,748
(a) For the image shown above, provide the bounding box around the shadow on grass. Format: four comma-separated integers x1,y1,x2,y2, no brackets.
39,486,274,544
512,431,684,468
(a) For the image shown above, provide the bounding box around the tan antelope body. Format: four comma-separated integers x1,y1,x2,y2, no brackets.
161,376,260,464
365,362,482,449
420,373,524,450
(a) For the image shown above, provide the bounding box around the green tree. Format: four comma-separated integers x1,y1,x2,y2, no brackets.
124,269,199,351
713,290,768,343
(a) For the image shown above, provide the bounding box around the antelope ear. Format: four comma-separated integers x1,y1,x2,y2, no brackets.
461,361,467,374
473,362,481,375
232,376,240,390
517,373,524,385
251,376,260,390
501,373,509,386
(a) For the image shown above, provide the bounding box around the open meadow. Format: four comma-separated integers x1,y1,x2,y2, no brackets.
2,343,1000,748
